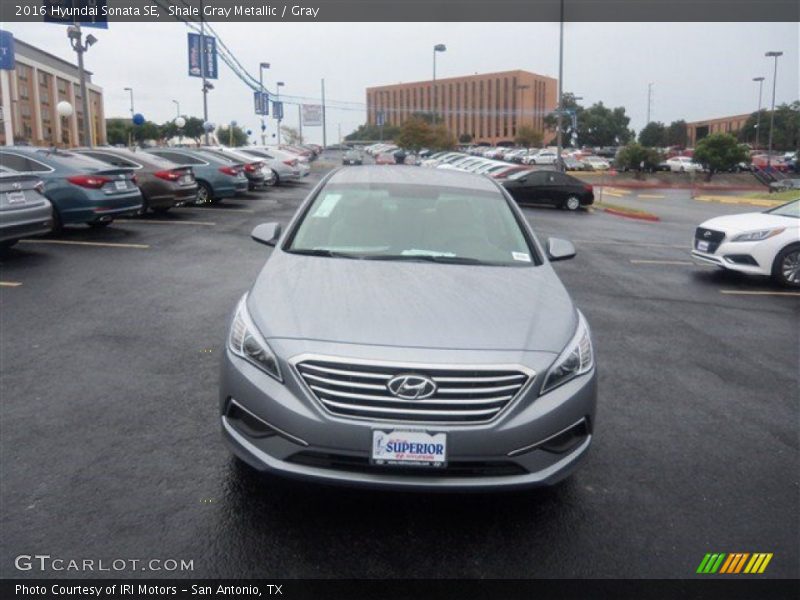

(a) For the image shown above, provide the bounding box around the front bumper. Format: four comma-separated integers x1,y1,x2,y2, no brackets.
220,344,597,490
690,238,771,276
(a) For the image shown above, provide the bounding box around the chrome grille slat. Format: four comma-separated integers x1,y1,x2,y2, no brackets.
296,357,533,423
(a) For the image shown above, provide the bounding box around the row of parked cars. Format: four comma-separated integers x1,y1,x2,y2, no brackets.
0,144,311,249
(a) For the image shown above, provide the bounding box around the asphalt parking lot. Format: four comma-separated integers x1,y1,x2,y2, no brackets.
1,152,797,579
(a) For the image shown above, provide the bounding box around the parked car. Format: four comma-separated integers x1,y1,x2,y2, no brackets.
239,146,309,184
563,156,584,171
524,151,558,166
769,179,800,192
73,147,197,214
502,170,594,211
666,156,703,173
196,147,268,190
691,198,800,287
0,172,53,249
0,147,142,229
342,150,363,165
145,147,248,203
220,166,596,489
751,154,790,173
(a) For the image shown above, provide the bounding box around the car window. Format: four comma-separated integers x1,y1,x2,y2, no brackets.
767,199,799,218
196,149,236,163
288,182,538,266
1,153,45,172
152,151,204,165
81,152,141,169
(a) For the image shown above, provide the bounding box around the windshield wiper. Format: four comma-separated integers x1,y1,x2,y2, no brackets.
286,248,364,259
363,254,487,265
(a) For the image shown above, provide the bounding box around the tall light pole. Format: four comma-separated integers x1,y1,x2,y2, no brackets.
556,0,565,170
200,0,210,144
752,77,764,150
765,51,782,167
172,99,180,119
276,81,285,145
646,82,654,124
432,44,446,123
259,62,269,144
124,87,134,117
67,25,97,147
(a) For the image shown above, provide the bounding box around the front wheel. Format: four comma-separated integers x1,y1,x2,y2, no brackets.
563,196,581,211
772,244,800,288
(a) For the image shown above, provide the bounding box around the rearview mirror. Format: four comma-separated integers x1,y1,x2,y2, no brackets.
546,237,576,262
251,222,281,247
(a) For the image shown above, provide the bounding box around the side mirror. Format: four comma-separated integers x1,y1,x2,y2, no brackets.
546,237,576,262
251,222,281,247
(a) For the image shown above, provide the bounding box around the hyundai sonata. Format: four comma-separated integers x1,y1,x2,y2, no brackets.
220,166,597,489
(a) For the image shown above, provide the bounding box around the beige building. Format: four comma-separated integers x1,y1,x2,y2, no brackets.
686,113,751,147
367,69,558,145
0,38,106,147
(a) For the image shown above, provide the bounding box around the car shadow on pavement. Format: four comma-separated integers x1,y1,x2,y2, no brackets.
690,266,780,291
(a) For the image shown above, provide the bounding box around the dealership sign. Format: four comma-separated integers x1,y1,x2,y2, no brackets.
254,91,269,115
301,104,323,127
187,32,218,79
272,101,283,120
0,31,15,70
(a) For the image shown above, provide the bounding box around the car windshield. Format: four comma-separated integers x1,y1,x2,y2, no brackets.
287,182,537,266
766,199,800,218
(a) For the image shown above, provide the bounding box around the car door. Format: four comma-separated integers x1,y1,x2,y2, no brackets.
514,171,549,204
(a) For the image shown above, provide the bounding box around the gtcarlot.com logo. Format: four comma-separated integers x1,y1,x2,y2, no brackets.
696,552,773,574
14,554,194,572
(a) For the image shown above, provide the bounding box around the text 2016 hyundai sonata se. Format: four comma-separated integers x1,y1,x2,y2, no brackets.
220,166,597,490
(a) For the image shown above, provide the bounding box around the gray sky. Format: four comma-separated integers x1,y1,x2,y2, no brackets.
7,21,799,144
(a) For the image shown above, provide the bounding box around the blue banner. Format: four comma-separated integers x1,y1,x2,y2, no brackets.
273,101,283,120
187,32,217,80
43,0,109,29
254,91,269,115
0,31,15,71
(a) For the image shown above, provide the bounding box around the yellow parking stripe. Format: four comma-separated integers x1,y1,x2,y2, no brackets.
117,219,215,226
19,239,149,249
694,195,784,207
720,290,800,297
0,281,22,287
602,191,624,198
630,259,692,265
638,194,665,199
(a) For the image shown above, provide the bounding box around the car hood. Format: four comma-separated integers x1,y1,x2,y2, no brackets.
247,253,577,352
700,211,794,233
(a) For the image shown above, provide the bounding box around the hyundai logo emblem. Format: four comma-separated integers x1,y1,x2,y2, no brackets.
386,374,437,400
704,231,713,238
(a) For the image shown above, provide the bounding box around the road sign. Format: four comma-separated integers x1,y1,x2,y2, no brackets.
254,91,270,115
376,110,385,127
43,0,109,28
273,101,283,120
187,33,218,80
301,104,322,126
0,31,15,70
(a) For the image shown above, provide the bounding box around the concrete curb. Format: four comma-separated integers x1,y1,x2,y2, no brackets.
602,207,661,222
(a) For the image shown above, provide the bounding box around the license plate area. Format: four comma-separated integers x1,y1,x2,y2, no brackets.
6,191,26,204
696,240,710,252
371,430,447,468
114,180,127,191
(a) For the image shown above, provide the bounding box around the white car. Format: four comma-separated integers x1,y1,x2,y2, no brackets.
524,151,558,165
691,198,800,287
582,156,611,171
241,146,309,184
667,156,703,173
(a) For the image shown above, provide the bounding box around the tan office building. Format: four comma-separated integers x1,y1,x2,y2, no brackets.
686,113,751,147
366,69,558,145
0,38,106,147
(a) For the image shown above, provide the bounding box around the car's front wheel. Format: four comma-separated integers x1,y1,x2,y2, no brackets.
772,244,800,288
563,196,581,211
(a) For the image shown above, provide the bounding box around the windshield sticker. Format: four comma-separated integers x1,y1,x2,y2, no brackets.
313,193,341,217
512,252,531,262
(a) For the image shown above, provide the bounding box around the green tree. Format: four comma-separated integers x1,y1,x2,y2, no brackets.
219,125,249,147
693,133,750,180
615,143,663,179
280,126,303,145
395,117,455,152
514,125,543,148
546,98,633,147
638,121,666,147
665,120,688,147
105,118,132,146
543,92,583,144
738,102,800,151
345,122,401,142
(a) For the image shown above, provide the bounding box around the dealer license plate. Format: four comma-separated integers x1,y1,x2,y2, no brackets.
696,240,709,252
114,180,127,191
371,430,447,468
6,191,26,204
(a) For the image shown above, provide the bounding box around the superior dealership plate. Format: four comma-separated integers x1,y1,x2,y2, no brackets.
371,430,447,468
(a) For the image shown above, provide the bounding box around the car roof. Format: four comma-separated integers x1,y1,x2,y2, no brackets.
327,165,500,192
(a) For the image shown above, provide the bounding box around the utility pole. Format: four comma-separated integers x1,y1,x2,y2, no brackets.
298,104,303,143
321,78,327,148
765,51,782,167
259,62,269,145
172,99,180,118
647,82,654,124
555,0,564,170
200,0,209,145
276,81,284,145
752,77,764,150
67,24,96,147
432,44,446,123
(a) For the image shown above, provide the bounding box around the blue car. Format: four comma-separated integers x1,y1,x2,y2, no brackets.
0,147,142,229
145,147,248,203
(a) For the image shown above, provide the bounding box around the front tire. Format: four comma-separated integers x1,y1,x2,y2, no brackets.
563,196,581,211
772,244,800,288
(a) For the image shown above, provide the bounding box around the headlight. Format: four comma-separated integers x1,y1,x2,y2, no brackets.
228,294,282,382
541,311,594,394
731,228,785,242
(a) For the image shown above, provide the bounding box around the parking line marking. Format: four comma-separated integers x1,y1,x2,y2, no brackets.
19,239,150,249
630,259,693,265
573,239,685,249
637,194,665,199
0,281,23,287
117,219,216,226
720,290,800,297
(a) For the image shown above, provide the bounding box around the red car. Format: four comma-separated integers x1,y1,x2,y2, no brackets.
751,154,790,172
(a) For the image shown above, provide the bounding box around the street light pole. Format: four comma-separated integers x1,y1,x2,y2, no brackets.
276,81,285,145
259,62,269,145
646,82,654,124
172,99,180,119
752,77,764,150
67,24,96,147
200,0,210,145
124,87,134,117
765,51,782,167
432,44,446,123
556,0,564,170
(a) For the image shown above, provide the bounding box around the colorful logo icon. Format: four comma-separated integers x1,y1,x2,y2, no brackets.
696,553,773,574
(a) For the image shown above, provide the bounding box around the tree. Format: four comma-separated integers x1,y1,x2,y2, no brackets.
220,125,249,147
693,133,750,180
615,143,663,178
545,97,633,147
345,122,401,142
738,102,800,151
514,125,543,148
638,121,666,147
543,92,582,145
105,118,132,146
280,126,303,145
395,116,455,152
458,133,473,144
665,120,688,147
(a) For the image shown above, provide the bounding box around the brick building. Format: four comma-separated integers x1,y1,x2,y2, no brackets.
686,113,751,147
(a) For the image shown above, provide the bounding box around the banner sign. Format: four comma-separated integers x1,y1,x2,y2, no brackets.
254,91,269,115
43,0,109,28
301,104,323,126
0,31,15,70
376,110,385,127
187,32,217,79
273,101,283,120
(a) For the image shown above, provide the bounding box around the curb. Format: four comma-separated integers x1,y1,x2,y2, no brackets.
602,207,661,222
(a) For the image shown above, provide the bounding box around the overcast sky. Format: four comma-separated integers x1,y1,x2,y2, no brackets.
7,21,799,144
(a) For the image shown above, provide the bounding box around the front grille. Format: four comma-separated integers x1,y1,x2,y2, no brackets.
288,451,527,477
294,358,532,423
695,227,725,253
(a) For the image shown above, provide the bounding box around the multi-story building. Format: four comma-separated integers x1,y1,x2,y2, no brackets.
366,69,558,145
686,113,751,147
0,37,106,147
